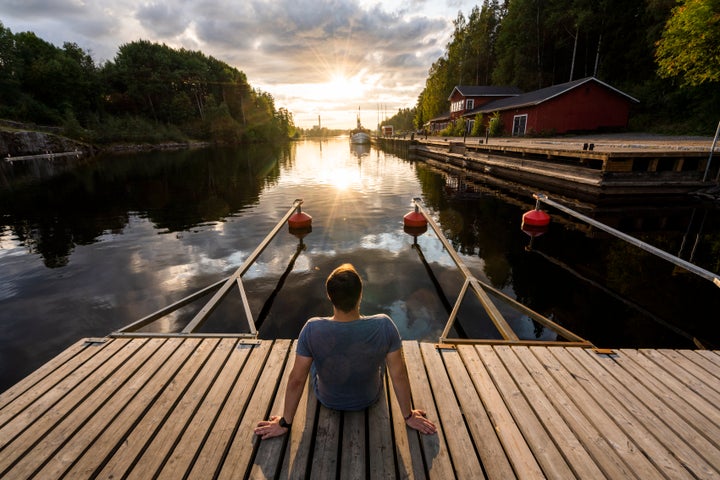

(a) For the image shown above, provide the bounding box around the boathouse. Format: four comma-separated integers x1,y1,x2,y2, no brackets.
468,77,639,136
449,85,522,121
428,86,522,134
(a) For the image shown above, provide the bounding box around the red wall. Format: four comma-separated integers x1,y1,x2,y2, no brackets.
499,82,632,135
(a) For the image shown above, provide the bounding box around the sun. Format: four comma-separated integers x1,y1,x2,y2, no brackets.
324,73,351,101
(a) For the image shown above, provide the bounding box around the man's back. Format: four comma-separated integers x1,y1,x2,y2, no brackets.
296,313,401,410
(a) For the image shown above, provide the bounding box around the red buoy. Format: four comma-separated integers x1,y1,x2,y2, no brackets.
521,209,550,228
288,210,312,229
403,210,427,228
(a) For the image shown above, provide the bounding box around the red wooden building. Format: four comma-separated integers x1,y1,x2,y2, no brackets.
468,77,639,136
448,85,522,120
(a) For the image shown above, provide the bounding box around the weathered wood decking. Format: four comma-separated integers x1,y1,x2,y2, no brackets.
1,337,719,479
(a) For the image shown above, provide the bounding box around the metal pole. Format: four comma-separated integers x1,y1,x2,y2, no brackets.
182,199,305,333
412,199,518,341
703,119,720,182
534,193,720,288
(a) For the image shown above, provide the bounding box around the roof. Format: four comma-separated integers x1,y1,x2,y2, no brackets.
474,77,639,113
448,85,523,100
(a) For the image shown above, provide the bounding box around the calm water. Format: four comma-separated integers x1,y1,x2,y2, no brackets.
1,138,719,392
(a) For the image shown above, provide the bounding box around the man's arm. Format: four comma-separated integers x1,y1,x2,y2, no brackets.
254,354,313,439
385,348,437,435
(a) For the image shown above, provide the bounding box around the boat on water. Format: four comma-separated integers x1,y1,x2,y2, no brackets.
350,114,371,144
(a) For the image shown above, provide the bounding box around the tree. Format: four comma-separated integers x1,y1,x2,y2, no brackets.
656,0,720,86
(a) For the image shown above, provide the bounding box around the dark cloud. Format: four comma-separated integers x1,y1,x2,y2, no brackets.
136,1,192,37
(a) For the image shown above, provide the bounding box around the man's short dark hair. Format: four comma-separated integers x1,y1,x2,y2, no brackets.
326,263,363,312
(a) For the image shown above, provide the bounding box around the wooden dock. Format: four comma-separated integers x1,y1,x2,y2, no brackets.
1,337,719,479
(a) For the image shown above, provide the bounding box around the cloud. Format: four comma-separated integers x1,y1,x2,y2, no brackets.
0,0,465,127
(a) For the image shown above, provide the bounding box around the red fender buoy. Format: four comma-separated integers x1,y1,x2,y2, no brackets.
521,209,550,228
403,210,427,228
288,207,312,238
288,210,312,229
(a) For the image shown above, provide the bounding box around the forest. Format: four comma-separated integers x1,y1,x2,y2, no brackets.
406,0,719,135
0,23,297,145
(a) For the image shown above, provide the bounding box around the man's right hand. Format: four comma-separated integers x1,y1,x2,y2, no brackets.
405,409,437,435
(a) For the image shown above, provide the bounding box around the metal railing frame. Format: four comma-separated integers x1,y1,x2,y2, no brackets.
112,199,306,338
409,198,592,347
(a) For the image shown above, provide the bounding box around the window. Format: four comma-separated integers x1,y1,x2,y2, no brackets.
512,114,527,136
466,99,474,110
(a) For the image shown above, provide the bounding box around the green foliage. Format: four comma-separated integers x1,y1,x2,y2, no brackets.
655,0,720,86
0,24,295,144
414,0,719,135
487,112,503,137
439,118,468,137
470,113,484,136
382,107,417,132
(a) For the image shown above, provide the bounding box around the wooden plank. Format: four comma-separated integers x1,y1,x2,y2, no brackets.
569,347,720,479
0,337,143,475
402,341,454,479
187,340,274,478
617,349,720,444
279,379,318,480
444,346,515,480
510,346,636,478
218,339,293,480
420,342,483,479
310,406,341,479
695,350,720,371
161,339,255,479
656,349,720,395
95,338,213,478
63,337,208,479
249,341,298,480
388,367,426,480
459,346,542,479
126,338,230,478
367,378,394,479
0,338,130,433
0,338,91,409
341,410,366,480
23,338,167,479
548,347,694,480
478,346,572,479
678,350,720,382
493,346,604,480
531,347,665,479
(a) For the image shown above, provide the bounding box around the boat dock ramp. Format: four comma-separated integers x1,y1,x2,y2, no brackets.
1,337,719,479
1,200,719,479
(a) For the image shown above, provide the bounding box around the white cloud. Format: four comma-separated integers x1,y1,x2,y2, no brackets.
0,0,477,128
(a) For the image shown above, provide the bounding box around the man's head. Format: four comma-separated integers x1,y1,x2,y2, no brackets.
326,263,363,312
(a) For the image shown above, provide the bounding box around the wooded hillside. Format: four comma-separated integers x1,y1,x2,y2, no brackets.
415,0,719,135
0,24,297,144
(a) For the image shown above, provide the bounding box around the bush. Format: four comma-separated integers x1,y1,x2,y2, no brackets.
487,112,503,137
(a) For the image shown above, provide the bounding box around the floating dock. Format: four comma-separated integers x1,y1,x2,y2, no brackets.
375,137,715,199
1,337,719,479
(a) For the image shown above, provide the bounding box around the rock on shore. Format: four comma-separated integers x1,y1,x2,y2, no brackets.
0,127,95,158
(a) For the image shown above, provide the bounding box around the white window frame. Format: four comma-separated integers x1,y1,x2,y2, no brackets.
512,114,528,136
465,99,474,110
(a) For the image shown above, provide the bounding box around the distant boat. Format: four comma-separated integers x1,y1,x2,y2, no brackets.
350,114,371,144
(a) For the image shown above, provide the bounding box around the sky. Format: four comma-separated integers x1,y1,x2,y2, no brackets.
0,0,479,129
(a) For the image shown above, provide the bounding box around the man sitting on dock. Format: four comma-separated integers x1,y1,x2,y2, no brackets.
254,263,437,439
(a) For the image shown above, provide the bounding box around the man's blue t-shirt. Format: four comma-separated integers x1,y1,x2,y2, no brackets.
296,313,402,411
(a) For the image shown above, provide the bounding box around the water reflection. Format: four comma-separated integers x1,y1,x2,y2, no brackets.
0,144,287,267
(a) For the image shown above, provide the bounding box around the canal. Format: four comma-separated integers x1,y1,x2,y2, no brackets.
1,137,719,392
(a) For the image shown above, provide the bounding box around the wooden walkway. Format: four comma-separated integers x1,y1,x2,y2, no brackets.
1,337,719,479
